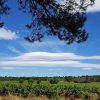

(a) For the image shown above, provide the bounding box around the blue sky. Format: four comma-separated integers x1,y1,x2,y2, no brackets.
0,0,100,76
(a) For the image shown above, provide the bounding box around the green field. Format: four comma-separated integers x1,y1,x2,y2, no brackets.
0,79,100,100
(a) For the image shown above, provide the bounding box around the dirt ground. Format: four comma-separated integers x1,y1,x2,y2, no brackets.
0,94,99,100
0,95,49,100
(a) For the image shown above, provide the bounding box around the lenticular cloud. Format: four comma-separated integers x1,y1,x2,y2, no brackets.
0,52,100,70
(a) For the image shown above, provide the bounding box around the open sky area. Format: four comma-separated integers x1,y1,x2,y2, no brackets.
0,0,100,76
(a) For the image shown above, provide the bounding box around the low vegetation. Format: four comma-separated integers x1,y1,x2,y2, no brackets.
0,75,99,100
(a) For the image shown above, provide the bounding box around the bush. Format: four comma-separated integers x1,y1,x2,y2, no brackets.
49,79,59,84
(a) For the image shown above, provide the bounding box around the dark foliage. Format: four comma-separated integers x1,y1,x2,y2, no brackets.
0,0,95,43
18,0,95,44
0,0,9,27
0,75,100,82
49,78,59,84
36,79,41,84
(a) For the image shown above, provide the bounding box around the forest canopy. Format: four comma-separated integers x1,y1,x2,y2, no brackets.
0,0,95,44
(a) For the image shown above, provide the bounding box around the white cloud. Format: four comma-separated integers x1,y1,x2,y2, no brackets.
0,28,18,40
0,60,100,69
87,0,100,12
57,0,100,12
12,52,100,61
0,52,100,70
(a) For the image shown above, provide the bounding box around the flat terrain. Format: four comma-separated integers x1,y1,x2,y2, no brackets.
0,80,100,100
0,76,100,100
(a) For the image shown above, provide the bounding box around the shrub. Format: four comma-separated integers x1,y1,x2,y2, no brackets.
49,79,59,84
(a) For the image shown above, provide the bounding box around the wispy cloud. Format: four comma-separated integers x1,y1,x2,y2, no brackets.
0,52,100,70
0,67,14,70
8,46,22,54
83,67,93,70
0,28,18,40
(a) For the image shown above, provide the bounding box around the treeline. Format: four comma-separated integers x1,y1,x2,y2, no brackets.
0,75,100,83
